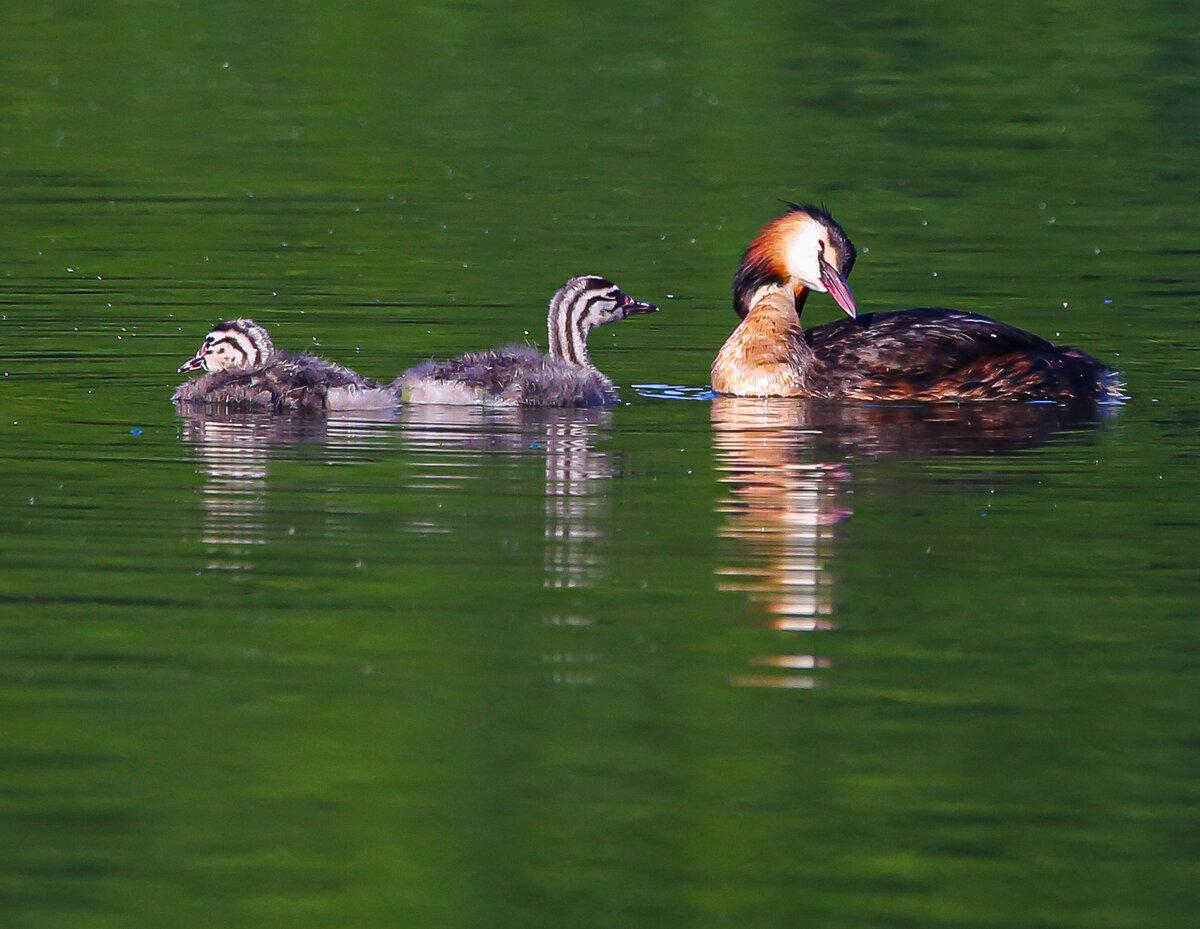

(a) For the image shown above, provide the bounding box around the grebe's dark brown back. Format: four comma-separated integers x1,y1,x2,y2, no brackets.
711,205,1122,402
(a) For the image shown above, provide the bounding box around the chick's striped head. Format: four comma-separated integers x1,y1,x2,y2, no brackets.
178,318,275,374
548,275,658,366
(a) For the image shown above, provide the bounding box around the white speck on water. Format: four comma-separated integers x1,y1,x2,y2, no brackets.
921,219,928,226
666,293,675,299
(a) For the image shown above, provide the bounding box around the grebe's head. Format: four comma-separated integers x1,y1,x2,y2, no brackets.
555,275,659,329
732,204,857,319
547,276,658,367
178,318,275,373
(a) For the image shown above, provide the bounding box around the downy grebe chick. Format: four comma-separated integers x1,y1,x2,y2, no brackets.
711,204,1122,402
394,275,658,407
173,318,396,412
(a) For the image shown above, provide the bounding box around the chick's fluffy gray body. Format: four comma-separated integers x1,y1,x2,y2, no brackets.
395,344,619,407
174,351,390,413
393,276,657,407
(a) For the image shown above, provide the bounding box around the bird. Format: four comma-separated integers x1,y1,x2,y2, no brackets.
710,204,1123,402
393,275,658,407
173,318,396,412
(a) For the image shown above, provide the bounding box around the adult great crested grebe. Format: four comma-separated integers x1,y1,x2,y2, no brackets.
173,318,395,412
394,275,658,407
710,204,1122,402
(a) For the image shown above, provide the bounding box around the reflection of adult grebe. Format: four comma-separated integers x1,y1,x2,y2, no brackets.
395,276,657,407
712,205,1123,401
711,397,846,689
175,318,394,412
710,396,1115,687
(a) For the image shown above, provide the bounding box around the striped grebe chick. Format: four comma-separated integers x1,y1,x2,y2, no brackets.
394,275,658,407
711,204,1123,402
173,318,396,412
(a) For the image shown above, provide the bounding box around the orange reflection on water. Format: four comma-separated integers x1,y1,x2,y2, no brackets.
712,397,849,687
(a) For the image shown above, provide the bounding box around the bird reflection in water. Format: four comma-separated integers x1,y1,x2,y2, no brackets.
711,396,1115,688
177,407,398,571
398,405,618,685
712,398,845,689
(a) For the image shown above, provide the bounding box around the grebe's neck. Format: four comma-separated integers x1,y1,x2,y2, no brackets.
711,283,817,397
547,286,596,368
745,282,811,319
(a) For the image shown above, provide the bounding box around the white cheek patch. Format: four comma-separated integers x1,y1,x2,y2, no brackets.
784,221,828,291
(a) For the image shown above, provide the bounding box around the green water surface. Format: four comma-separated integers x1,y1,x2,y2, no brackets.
1,2,1197,927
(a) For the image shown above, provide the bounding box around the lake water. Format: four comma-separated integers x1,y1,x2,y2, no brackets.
1,2,1197,927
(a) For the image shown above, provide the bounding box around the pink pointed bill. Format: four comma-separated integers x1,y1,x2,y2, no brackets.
819,256,857,319
178,354,206,373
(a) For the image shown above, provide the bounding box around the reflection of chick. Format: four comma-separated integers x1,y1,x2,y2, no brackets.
174,318,395,413
395,276,657,407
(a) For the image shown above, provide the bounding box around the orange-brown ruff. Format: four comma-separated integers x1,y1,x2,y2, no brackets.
711,205,1123,402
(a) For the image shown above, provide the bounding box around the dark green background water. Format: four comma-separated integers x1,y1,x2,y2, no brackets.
1,2,1196,927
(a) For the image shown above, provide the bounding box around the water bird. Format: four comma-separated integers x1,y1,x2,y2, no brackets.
710,204,1122,401
394,275,658,406
173,318,395,412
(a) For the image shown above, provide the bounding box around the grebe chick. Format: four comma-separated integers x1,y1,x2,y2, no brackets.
394,275,658,407
173,318,396,412
711,205,1122,402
